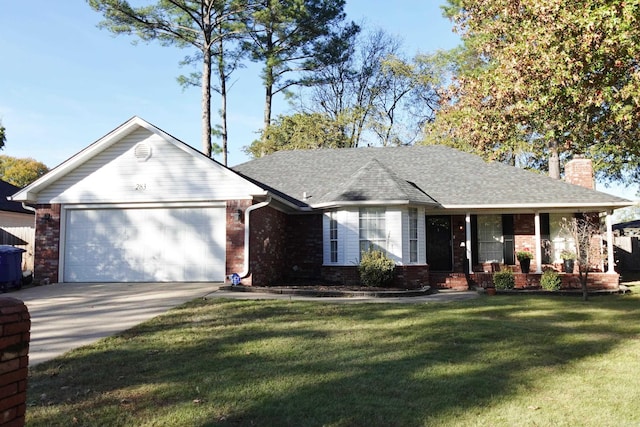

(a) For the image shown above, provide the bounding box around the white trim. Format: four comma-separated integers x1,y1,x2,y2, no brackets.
442,202,633,210
534,212,542,273
58,207,67,282
63,201,227,210
465,213,473,274
606,212,615,273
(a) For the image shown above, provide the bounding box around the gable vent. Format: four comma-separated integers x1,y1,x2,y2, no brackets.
133,142,152,161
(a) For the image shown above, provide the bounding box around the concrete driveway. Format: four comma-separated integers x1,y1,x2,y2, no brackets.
10,282,219,366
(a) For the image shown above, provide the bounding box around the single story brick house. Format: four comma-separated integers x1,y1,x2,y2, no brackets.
10,117,632,289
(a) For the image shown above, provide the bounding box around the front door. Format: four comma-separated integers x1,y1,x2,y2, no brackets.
426,215,453,271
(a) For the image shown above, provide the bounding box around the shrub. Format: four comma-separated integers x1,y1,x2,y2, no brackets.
540,269,562,291
358,250,396,287
493,269,515,290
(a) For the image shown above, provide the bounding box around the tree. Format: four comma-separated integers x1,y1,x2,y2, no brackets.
242,0,357,133
245,111,349,157
428,0,640,186
300,28,439,148
561,216,606,301
0,121,6,150
88,0,250,159
0,155,49,187
176,11,246,165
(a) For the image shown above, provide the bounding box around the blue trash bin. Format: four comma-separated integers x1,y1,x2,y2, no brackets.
0,245,26,292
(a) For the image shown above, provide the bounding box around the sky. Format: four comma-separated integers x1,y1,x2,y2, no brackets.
0,1,636,201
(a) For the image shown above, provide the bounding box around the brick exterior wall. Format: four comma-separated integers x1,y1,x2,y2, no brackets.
285,214,323,281
247,206,288,286
0,298,29,426
226,200,252,281
565,157,595,189
513,213,537,272
34,204,61,285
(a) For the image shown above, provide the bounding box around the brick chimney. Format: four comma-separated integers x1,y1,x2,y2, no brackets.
564,156,594,189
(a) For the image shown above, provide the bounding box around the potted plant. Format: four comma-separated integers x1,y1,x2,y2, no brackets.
560,249,576,273
516,250,533,273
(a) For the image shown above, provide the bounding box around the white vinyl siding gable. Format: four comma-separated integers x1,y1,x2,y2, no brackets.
37,128,263,204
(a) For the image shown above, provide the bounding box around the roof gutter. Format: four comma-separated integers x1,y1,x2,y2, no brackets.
240,196,272,279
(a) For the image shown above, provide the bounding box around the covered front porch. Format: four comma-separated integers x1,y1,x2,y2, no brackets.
426,210,620,291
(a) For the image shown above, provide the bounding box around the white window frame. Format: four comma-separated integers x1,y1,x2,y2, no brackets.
477,214,503,263
359,207,387,254
408,208,418,263
329,211,338,263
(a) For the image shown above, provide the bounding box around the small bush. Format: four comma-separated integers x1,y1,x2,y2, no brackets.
540,269,562,291
493,270,515,290
358,250,396,287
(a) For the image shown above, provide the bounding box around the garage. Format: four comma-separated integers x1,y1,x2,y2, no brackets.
63,206,226,282
10,117,267,285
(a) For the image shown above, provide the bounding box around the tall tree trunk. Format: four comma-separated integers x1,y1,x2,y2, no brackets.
202,44,213,158
548,140,560,179
264,74,273,133
218,36,228,166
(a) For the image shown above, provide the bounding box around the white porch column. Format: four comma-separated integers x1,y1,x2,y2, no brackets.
606,211,615,273
466,213,473,274
534,212,542,273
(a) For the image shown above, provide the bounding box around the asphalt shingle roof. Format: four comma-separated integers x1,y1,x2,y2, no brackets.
0,180,33,214
232,145,630,209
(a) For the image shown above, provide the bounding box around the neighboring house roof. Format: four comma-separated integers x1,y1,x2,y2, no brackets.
0,180,34,215
233,145,632,211
613,219,640,235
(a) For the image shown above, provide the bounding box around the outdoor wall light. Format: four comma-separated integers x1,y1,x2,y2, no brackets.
232,209,243,222
43,213,52,221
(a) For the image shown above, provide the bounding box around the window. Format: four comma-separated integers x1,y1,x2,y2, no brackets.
329,211,338,263
477,215,503,263
359,208,386,254
408,208,418,263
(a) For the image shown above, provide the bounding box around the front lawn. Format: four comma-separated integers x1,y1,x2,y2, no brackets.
27,293,640,426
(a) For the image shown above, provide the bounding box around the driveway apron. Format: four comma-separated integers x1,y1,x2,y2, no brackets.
10,282,219,366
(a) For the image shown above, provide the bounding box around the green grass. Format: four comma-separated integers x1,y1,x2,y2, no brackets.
27,291,640,426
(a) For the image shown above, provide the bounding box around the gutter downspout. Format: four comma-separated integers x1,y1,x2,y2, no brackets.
240,197,272,278
21,203,37,214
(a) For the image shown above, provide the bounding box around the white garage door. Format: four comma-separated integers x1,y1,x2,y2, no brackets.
63,206,226,282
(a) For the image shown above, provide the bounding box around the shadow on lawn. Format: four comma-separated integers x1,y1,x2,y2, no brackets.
27,295,640,426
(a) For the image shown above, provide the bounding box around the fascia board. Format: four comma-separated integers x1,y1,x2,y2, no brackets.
440,201,634,212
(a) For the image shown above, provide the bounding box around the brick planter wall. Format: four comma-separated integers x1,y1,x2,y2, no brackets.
34,204,61,285
321,265,429,289
0,298,30,426
472,272,619,290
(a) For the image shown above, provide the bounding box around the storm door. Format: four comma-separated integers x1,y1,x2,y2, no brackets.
426,215,453,271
